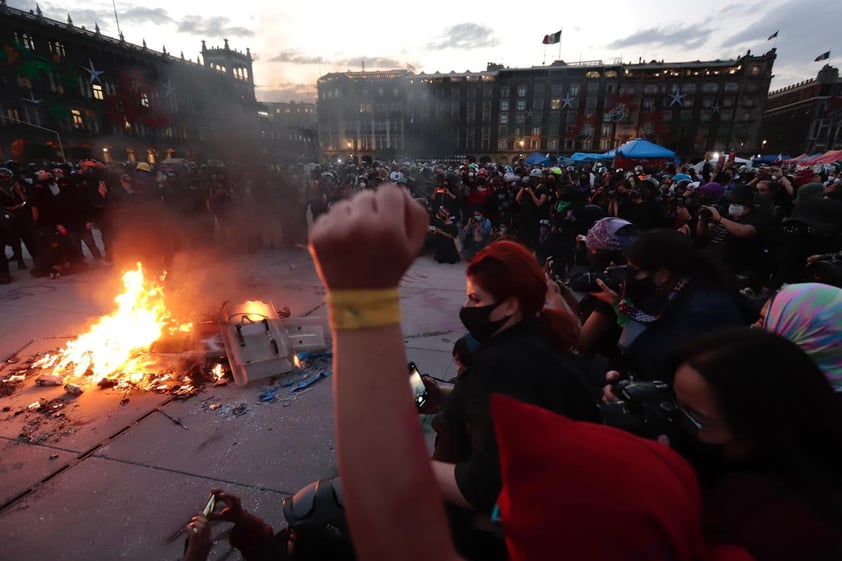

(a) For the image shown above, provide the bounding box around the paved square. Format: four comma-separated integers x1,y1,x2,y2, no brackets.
0,248,468,561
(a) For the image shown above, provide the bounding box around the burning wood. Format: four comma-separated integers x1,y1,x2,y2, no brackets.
0,262,232,398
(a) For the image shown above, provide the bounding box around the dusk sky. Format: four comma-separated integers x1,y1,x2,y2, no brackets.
9,0,841,102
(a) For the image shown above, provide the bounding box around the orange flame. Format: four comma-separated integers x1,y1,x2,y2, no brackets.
212,363,225,382
242,300,272,322
33,263,192,388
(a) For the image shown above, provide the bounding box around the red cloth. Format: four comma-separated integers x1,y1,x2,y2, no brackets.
491,394,753,561
467,186,493,209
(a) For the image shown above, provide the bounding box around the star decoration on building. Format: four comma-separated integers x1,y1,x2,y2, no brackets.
668,90,686,107
22,92,43,104
712,103,722,113
561,93,576,109
161,79,177,98
82,59,105,85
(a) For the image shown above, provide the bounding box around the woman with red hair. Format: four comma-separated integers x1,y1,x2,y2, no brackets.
427,239,599,559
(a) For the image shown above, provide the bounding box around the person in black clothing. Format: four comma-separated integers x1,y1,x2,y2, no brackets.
585,229,744,382
29,171,74,278
423,240,598,559
514,176,548,248
697,184,773,288
626,178,670,230
430,207,460,264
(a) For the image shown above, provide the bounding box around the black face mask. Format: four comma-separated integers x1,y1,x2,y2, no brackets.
459,302,511,342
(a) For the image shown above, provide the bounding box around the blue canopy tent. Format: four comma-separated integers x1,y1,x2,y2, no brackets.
524,152,552,166
615,138,676,159
571,152,609,162
614,138,676,169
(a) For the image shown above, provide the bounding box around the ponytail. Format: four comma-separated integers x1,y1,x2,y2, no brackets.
539,308,581,352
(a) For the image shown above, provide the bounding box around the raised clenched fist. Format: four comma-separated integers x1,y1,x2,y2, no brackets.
309,184,430,290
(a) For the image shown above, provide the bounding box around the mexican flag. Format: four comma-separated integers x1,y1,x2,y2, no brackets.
815,51,831,62
542,30,561,45
767,31,778,40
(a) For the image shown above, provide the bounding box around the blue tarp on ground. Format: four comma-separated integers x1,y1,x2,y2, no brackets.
615,138,676,159
524,152,552,166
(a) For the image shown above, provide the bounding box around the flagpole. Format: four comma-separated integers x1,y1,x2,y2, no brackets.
112,0,122,39
558,28,562,61
543,44,546,66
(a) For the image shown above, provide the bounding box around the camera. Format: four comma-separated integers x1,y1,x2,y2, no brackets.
607,190,618,198
562,265,628,293
698,207,713,220
598,379,681,440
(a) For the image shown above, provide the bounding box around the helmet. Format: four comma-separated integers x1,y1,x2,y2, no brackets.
503,173,519,183
549,167,562,176
478,168,488,177
0,167,12,183
529,168,543,177
136,162,152,173
282,478,354,560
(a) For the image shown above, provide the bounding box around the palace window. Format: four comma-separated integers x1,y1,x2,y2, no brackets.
92,84,104,100
72,109,84,129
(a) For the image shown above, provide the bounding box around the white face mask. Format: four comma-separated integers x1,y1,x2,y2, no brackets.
728,204,746,218
49,183,60,196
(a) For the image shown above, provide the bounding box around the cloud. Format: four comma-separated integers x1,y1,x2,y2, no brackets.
271,50,324,64
269,50,403,69
721,0,839,48
39,2,110,25
177,16,254,38
718,0,841,88
720,1,764,16
120,7,173,24
426,23,494,50
607,21,712,51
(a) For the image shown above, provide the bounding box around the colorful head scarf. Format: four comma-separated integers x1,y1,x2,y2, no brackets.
763,283,842,391
585,217,639,252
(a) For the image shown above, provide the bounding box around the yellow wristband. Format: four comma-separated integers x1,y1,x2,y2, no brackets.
327,288,402,331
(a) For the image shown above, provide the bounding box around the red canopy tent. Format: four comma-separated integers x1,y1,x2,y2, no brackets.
801,150,842,165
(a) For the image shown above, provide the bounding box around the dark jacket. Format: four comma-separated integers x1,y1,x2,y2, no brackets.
704,473,842,561
628,282,744,382
440,320,599,514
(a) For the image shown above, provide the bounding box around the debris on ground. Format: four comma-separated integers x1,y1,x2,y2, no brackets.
257,351,332,403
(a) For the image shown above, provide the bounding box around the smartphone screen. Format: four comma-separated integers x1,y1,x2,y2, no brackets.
408,363,427,408
202,494,216,517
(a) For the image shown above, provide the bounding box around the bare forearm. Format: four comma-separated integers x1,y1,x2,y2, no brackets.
720,218,756,238
334,326,460,561
430,460,472,509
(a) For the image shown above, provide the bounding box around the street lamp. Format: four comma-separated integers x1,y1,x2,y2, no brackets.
0,114,67,162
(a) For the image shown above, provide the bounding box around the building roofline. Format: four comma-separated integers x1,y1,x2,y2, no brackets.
1,4,212,67
318,50,777,82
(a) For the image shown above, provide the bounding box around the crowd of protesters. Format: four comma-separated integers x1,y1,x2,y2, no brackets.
164,152,842,561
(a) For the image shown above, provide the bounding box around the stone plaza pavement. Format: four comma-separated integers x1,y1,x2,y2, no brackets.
0,247,468,561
